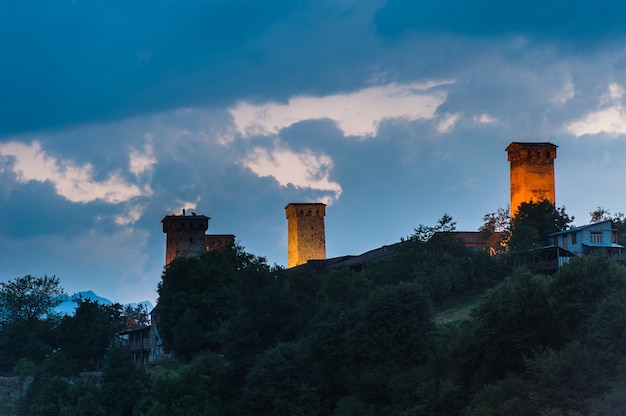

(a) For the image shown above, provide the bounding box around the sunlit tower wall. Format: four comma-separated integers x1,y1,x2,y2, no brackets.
161,213,209,266
506,142,557,215
285,203,326,268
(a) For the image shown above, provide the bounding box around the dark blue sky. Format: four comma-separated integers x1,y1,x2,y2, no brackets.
2,0,626,304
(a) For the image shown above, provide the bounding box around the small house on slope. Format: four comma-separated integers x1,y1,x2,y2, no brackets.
546,220,624,258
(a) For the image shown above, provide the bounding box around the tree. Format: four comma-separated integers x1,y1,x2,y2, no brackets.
340,282,438,412
0,275,65,371
455,268,557,386
411,214,457,242
0,275,64,325
122,303,149,329
98,345,147,416
478,206,510,254
135,351,228,416
58,299,124,370
508,200,573,252
241,341,321,416
156,245,269,358
550,252,626,341
589,206,626,245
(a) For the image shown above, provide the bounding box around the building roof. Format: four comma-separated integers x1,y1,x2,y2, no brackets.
546,220,614,237
440,231,483,246
505,141,558,151
582,242,625,249
284,202,327,208
161,213,210,222
303,242,402,270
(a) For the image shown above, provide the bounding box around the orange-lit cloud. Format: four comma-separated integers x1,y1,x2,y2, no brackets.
241,146,342,204
567,83,626,136
166,199,199,216
0,141,151,204
229,81,452,138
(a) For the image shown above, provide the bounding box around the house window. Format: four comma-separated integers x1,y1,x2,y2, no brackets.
571,233,577,245
590,232,603,243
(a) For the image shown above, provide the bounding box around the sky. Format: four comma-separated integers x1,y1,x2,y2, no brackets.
3,0,626,305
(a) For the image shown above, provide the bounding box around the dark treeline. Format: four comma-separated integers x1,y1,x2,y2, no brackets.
3,223,626,415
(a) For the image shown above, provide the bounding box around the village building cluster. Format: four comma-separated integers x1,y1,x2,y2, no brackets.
124,141,623,363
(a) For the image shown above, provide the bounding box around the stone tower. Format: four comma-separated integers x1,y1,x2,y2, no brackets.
506,142,557,215
162,212,209,266
285,203,326,268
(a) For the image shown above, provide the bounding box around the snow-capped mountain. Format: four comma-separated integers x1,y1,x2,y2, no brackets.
55,291,153,315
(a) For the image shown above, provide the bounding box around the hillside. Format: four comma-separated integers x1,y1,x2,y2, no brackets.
3,238,626,415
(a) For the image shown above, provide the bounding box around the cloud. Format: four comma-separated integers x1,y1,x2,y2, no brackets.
604,83,624,103
129,141,157,177
114,204,146,226
566,83,626,136
437,113,461,133
567,107,626,137
166,200,200,216
551,78,575,104
473,113,497,124
241,146,342,204
229,82,452,138
0,141,151,204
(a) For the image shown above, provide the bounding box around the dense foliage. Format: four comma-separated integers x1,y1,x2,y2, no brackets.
3,218,626,415
508,199,573,251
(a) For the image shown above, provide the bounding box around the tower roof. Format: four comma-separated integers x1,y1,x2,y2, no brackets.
505,142,558,151
284,202,327,208
161,213,210,222
161,213,210,233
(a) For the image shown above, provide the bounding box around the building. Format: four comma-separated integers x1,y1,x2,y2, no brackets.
510,245,577,274
120,308,165,365
443,231,505,255
305,243,401,272
121,325,160,365
161,210,235,266
285,203,326,268
546,220,624,257
509,221,625,274
141,211,234,364
506,142,557,215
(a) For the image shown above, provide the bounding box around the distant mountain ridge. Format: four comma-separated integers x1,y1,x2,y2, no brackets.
55,291,154,315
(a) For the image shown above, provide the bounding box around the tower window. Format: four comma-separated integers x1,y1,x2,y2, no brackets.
546,151,551,158
527,151,532,158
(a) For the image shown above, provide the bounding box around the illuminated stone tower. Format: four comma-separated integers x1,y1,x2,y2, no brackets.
285,203,326,268
162,212,209,266
506,142,557,215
